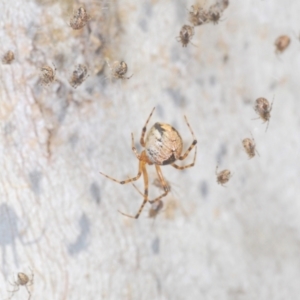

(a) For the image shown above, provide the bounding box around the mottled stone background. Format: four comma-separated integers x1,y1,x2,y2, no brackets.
1,0,300,299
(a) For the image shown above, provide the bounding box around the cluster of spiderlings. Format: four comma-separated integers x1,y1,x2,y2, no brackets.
69,64,89,88
2,50,15,64
178,1,230,47
69,6,90,30
216,96,274,187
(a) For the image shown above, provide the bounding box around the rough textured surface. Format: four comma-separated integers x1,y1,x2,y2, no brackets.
1,0,300,299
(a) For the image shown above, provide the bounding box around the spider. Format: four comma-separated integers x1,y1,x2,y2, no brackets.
99,107,197,219
253,97,274,131
2,50,15,64
107,60,133,80
69,6,91,30
216,166,232,186
208,6,222,25
69,64,89,88
242,134,259,159
177,25,195,47
274,35,291,54
40,63,56,87
188,6,209,26
7,269,34,300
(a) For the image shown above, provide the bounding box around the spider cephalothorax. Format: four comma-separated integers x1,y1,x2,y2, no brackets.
100,108,197,219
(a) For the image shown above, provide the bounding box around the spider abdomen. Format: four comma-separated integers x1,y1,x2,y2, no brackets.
145,122,183,165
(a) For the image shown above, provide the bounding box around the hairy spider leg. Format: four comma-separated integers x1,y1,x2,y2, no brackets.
172,145,197,169
140,107,155,147
178,115,197,160
118,161,149,219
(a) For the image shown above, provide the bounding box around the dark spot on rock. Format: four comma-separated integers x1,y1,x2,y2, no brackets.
165,88,186,107
216,143,227,165
209,75,216,86
69,132,79,148
200,181,209,198
29,171,42,195
90,182,101,204
152,236,160,254
68,213,90,255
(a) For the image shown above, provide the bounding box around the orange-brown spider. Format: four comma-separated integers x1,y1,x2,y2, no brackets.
99,107,197,219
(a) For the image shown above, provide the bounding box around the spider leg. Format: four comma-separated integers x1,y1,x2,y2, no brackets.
118,162,149,219
265,119,270,132
140,107,155,147
172,145,197,170
131,133,141,159
99,160,142,184
7,283,19,295
25,285,31,300
149,165,169,204
215,165,219,175
178,115,197,160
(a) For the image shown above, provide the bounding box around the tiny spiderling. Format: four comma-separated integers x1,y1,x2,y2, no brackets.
242,134,259,159
108,60,133,80
69,64,89,88
148,200,164,219
177,25,195,47
208,4,222,25
40,64,56,87
274,35,291,54
254,97,274,131
216,166,232,186
69,6,91,30
188,6,209,26
2,50,15,64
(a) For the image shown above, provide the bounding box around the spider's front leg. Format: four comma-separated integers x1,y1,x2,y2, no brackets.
178,115,197,161
140,107,155,147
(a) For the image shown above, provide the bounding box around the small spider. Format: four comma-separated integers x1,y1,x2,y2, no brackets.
254,97,274,131
69,64,89,88
69,6,91,30
216,166,232,186
2,50,14,64
148,200,164,219
177,25,195,47
188,6,209,26
208,5,222,24
40,64,56,86
7,269,34,300
242,134,259,159
107,60,133,80
100,107,197,219
274,35,291,54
